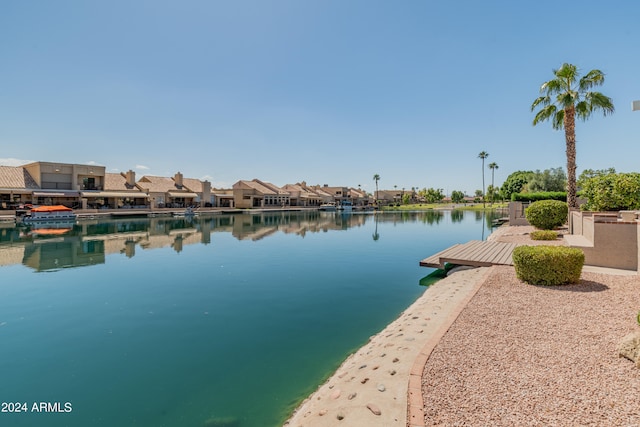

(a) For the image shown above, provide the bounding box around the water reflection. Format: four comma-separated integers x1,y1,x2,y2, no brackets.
0,210,502,272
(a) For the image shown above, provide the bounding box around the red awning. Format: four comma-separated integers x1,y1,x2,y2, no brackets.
30,205,73,213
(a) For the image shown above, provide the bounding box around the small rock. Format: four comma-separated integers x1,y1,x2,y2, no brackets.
361,377,369,384
618,331,640,367
359,364,367,369
377,384,386,392
372,365,379,370
389,369,396,376
348,392,357,400
331,389,341,399
366,403,382,416
337,414,344,421
319,409,328,416
392,357,399,363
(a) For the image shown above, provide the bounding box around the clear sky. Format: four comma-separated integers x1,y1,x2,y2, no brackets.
2,0,639,195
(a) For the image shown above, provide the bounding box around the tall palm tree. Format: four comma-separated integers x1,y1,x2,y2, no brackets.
478,151,489,207
373,174,380,203
488,162,498,204
531,63,614,209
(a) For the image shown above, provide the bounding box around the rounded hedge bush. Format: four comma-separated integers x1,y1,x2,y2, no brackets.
512,245,584,286
525,200,568,230
530,230,559,241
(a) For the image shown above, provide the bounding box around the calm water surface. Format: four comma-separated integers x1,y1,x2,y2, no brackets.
0,210,498,427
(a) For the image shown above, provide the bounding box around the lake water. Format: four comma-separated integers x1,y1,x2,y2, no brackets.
0,210,498,427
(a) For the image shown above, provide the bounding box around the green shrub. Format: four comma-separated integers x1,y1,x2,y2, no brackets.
512,246,584,286
525,200,568,230
511,191,567,202
580,172,640,211
530,230,559,240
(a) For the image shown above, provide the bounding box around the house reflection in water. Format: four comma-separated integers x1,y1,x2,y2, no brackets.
22,237,106,272
0,211,375,271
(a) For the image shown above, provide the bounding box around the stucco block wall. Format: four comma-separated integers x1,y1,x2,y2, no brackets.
508,202,530,226
568,211,638,271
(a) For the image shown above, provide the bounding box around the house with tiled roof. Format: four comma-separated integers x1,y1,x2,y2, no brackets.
211,188,235,208
137,172,204,208
310,184,351,206
181,177,212,207
232,179,290,209
0,165,40,209
282,181,327,207
348,187,372,207
1,161,107,209
80,170,149,209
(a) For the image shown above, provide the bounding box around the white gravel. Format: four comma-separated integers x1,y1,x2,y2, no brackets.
422,226,640,426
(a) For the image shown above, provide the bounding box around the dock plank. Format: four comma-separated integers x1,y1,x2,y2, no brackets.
420,240,517,269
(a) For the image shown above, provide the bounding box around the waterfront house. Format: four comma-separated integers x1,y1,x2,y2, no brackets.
376,189,403,205
137,172,199,208
178,176,212,207
282,182,325,207
0,161,109,209
348,187,372,207
232,179,291,209
310,184,351,206
80,170,149,209
211,188,235,208
0,165,40,209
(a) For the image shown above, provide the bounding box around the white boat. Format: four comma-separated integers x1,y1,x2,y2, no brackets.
173,207,197,217
22,205,77,223
336,201,353,212
319,203,337,212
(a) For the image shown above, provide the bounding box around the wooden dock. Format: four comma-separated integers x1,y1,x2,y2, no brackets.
419,240,517,269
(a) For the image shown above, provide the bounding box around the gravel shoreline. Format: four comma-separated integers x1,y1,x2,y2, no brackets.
421,226,640,426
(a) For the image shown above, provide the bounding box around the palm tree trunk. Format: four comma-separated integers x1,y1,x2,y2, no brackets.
490,169,495,206
482,159,486,208
564,106,577,209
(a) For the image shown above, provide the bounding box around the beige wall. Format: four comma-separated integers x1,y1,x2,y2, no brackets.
508,202,530,226
23,162,106,190
569,211,638,271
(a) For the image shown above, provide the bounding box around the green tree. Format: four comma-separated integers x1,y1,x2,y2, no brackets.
526,167,567,192
486,185,497,203
420,187,445,204
451,190,465,204
501,170,534,200
478,151,489,207
577,167,616,190
373,174,380,202
531,63,614,208
402,193,411,205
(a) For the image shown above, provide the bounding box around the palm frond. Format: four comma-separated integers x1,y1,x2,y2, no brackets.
532,105,557,126
554,63,578,82
586,92,615,116
531,95,550,111
557,91,578,108
541,79,564,94
552,109,565,130
575,101,591,121
579,69,606,91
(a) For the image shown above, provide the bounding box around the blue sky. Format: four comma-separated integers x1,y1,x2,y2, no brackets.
2,1,639,195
